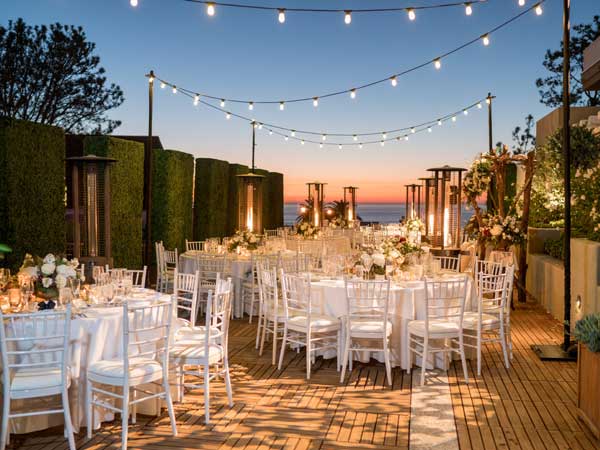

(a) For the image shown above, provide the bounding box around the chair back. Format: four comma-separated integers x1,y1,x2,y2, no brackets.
280,270,312,321
0,305,72,395
423,276,469,326
204,277,233,354
126,266,147,287
434,255,460,272
186,240,205,252
172,269,200,328
257,263,279,318
489,250,514,267
197,255,227,284
344,279,391,325
155,241,165,272
476,264,514,315
264,229,278,238
279,252,300,274
164,248,178,268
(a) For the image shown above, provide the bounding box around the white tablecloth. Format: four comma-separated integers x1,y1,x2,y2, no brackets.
311,277,473,370
6,290,170,434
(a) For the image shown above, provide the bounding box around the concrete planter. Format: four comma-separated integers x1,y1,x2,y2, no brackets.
578,343,600,439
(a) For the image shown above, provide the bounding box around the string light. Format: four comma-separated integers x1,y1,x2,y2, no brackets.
428,127,432,133
482,33,490,46
248,102,254,110
339,144,343,149
486,97,491,104
172,86,177,94
253,121,258,129
359,143,363,149
148,75,154,83
452,115,457,122
130,0,138,6
279,101,285,110
269,129,273,135
319,143,323,148
258,123,263,129
477,102,483,108
407,8,416,21
278,9,286,23
194,94,200,105
411,127,416,133
220,99,226,107
382,132,387,139
312,97,319,107
535,3,542,15
519,0,526,5
284,135,289,141
438,119,443,126
434,58,442,70
463,109,468,115
226,112,231,119
322,134,327,141
353,135,358,141
206,2,215,16
404,136,409,141
350,89,357,99
465,2,473,16
390,76,398,87
380,141,385,147
291,130,296,137
344,11,352,24
301,140,305,145
160,82,166,89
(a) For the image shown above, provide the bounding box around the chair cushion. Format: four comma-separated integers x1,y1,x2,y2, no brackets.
287,314,340,331
10,367,69,398
170,344,224,366
350,320,393,338
88,357,163,386
462,312,500,329
407,319,460,337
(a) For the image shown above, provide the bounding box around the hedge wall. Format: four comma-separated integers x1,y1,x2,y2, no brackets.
0,118,66,271
194,158,231,240
152,149,194,252
84,136,144,269
267,172,284,229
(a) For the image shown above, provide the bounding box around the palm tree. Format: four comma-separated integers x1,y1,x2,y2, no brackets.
295,198,314,224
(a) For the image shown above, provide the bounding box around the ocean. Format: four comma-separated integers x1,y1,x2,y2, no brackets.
284,203,474,226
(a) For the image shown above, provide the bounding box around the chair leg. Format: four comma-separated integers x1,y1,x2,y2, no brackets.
420,337,429,386
132,389,137,424
383,338,392,387
121,387,130,450
340,332,351,383
259,319,268,356
248,284,255,323
204,364,211,424
336,329,341,372
1,390,10,450
272,319,278,366
224,360,234,407
278,325,288,371
477,327,482,377
459,334,469,384
62,388,76,450
499,324,510,370
306,335,312,380
86,380,93,439
163,373,178,436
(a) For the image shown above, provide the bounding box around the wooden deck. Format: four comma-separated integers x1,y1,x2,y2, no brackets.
9,304,600,450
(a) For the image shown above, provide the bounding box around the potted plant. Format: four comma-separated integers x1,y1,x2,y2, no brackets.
574,313,600,438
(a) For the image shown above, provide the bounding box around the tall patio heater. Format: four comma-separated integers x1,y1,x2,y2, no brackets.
237,123,265,233
343,186,358,225
418,177,436,237
67,155,117,268
306,182,326,227
427,166,466,250
404,184,422,220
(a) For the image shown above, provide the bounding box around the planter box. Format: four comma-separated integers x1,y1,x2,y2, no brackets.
578,343,600,439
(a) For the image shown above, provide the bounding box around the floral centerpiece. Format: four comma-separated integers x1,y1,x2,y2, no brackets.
228,230,261,253
295,221,321,239
466,213,524,250
329,216,348,229
18,253,84,307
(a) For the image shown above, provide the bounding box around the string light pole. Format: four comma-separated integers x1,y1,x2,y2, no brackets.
144,70,155,267
486,92,496,152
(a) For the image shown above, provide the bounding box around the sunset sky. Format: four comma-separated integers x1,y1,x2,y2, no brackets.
4,0,598,203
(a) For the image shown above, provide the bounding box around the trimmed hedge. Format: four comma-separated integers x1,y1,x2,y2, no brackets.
84,136,144,269
267,172,284,229
152,149,194,253
226,163,249,236
0,118,66,271
194,158,230,240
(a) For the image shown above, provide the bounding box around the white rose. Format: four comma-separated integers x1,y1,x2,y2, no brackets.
70,258,79,268
390,250,400,259
490,224,503,237
41,263,56,275
373,253,386,267
43,254,56,264
65,267,77,278
56,264,69,275
42,277,53,288
56,274,67,289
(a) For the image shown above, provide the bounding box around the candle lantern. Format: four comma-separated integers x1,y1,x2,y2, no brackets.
66,155,117,267
306,182,326,227
343,186,358,225
427,165,466,249
418,177,436,237
236,173,264,233
404,184,422,220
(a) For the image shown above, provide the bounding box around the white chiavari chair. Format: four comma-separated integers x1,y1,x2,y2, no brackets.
463,261,513,376
196,255,226,314
171,269,201,341
170,278,234,424
185,240,206,252
278,271,341,379
341,279,393,386
244,253,278,323
86,300,177,450
257,264,283,364
264,229,278,238
408,276,470,385
156,242,178,293
0,306,76,450
126,266,147,288
489,250,514,267
433,255,460,272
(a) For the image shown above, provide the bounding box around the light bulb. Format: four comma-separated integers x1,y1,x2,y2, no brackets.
465,3,472,16
130,0,138,7
428,127,432,133
226,112,231,119
382,132,387,139
344,11,352,25
193,94,199,105
353,135,358,141
278,9,286,24
313,97,319,107
535,3,542,15
319,143,323,148
253,122,257,129
339,144,342,149
359,143,363,149
519,0,525,5
390,76,397,87
452,115,457,122
407,9,416,21
206,3,215,16
437,119,442,126
411,127,415,134
482,34,490,46
279,101,285,111
172,86,177,94
322,134,327,141
148,75,154,83
434,58,442,70
380,141,385,147
248,102,254,110
486,97,491,104
284,136,289,141
258,123,263,129
220,99,225,108
477,102,483,109
397,137,401,141
160,82,166,89
350,89,356,99
301,140,305,145
463,109,468,115
291,130,295,137
269,130,273,135
404,135,409,141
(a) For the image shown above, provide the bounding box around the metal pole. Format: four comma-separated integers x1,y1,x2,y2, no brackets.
143,70,154,269
251,122,256,172
487,92,496,153
562,0,572,352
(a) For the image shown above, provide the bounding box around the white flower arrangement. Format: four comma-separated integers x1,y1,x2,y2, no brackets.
18,253,84,299
295,221,321,239
228,230,261,253
329,216,348,229
405,217,425,234
463,154,493,199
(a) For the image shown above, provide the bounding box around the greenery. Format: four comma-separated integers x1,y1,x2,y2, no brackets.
535,15,600,107
84,136,144,268
0,19,124,133
194,158,231,240
543,237,564,260
574,313,600,352
511,114,536,155
152,149,194,253
0,118,66,272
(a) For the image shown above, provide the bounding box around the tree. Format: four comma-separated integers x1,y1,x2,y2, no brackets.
0,18,124,133
535,15,600,108
512,114,536,154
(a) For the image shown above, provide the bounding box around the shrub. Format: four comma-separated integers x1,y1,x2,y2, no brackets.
84,136,144,268
194,158,230,240
543,237,564,260
152,149,194,252
574,313,600,352
0,118,66,271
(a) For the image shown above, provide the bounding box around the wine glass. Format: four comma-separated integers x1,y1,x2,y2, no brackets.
20,278,34,310
68,277,81,299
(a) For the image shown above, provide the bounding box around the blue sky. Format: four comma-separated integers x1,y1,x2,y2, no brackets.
3,0,599,201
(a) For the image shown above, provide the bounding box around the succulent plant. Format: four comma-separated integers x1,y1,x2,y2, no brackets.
574,313,600,353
